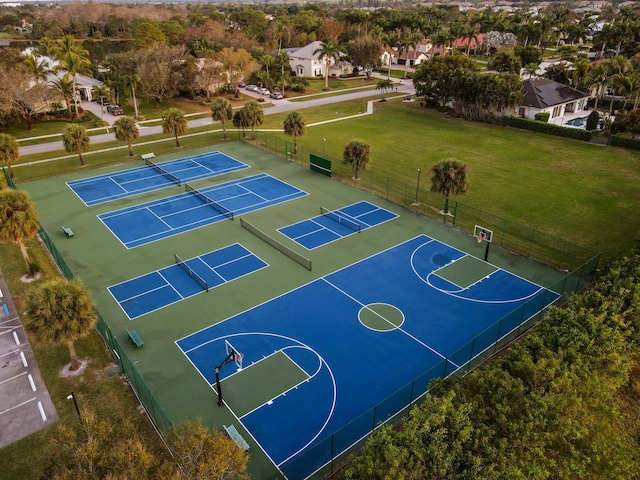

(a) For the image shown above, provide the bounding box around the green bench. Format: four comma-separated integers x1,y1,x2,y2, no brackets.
141,153,155,161
224,424,249,451
62,226,74,237
126,329,144,348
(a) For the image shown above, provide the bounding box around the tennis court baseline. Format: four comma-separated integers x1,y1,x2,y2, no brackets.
176,235,560,478
109,244,267,319
67,151,249,206
278,201,398,249
98,173,307,249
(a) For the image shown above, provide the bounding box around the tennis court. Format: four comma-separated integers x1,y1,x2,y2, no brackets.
108,244,268,320
98,173,307,248
177,235,560,479
67,151,249,206
278,201,398,249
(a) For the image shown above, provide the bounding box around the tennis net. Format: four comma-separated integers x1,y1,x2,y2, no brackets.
174,254,209,292
320,206,362,233
184,183,234,220
145,158,181,186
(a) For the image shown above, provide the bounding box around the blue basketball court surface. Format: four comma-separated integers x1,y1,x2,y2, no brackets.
67,152,249,206
109,244,268,319
176,235,560,478
278,201,398,249
98,173,307,248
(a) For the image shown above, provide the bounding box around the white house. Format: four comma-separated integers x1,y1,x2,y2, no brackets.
285,41,351,78
519,78,591,126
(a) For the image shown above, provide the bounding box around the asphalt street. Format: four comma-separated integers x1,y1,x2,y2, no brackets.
19,78,416,157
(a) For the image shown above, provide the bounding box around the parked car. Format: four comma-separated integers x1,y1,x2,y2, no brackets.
107,104,124,115
95,96,110,105
245,84,259,92
259,87,270,96
270,91,284,100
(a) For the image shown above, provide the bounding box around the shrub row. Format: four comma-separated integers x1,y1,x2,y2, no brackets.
609,134,640,150
504,116,595,141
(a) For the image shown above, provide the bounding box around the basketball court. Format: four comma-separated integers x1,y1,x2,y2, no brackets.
177,235,560,478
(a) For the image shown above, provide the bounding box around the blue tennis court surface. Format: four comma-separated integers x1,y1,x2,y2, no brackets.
176,235,560,478
109,244,267,319
67,151,249,206
99,173,307,248
278,201,398,249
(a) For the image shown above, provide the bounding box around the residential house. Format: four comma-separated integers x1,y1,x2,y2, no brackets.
284,41,351,78
519,78,591,126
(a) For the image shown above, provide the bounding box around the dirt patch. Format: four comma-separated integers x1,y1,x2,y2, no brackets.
20,272,42,283
60,358,91,378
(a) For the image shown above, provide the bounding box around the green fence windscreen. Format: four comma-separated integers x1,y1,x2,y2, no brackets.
310,153,331,177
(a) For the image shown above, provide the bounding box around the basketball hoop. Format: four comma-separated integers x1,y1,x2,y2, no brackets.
477,232,485,244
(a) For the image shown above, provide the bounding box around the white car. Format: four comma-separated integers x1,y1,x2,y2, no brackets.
245,85,259,92
259,87,270,96
270,91,284,100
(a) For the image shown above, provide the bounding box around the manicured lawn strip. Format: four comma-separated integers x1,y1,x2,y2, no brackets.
0,242,167,480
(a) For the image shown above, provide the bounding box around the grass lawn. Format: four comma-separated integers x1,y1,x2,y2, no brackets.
0,241,167,480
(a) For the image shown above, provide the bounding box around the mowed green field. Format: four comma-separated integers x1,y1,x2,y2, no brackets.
265,100,640,263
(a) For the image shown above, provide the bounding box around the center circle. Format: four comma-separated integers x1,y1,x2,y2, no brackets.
358,303,404,331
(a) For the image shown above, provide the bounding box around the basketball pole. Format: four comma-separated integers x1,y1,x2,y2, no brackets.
484,240,490,262
214,351,236,407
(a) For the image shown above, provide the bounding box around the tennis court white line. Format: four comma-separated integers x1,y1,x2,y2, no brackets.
288,225,325,241
106,176,129,193
193,257,225,284
157,271,185,299
147,206,174,229
321,278,455,366
115,281,172,304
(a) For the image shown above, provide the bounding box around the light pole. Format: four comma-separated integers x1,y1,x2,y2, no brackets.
412,168,421,205
323,137,326,158
67,392,83,426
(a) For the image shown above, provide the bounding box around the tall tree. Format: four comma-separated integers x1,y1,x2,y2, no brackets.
22,53,50,85
429,159,470,214
313,39,342,90
135,45,188,108
381,29,401,80
233,109,249,138
376,79,394,101
239,100,263,140
0,133,19,179
283,111,306,154
49,73,74,118
0,189,40,276
54,36,91,119
347,34,381,80
62,124,90,166
162,108,188,148
273,21,290,52
343,140,370,180
210,98,233,140
26,278,97,371
123,73,142,120
165,418,249,479
113,116,139,157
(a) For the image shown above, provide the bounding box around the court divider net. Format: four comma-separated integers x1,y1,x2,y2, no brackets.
320,206,362,232
184,183,234,220
174,254,210,292
144,158,182,186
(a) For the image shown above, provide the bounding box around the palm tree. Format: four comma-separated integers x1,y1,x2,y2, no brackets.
92,85,111,123
113,116,139,157
0,189,40,276
50,74,74,118
162,108,188,148
429,159,470,214
233,110,249,138
37,36,55,57
22,53,50,85
587,62,612,111
25,278,97,371
274,21,290,52
275,51,291,93
62,124,90,166
210,98,233,140
55,51,91,119
283,111,305,154
313,40,342,90
123,73,142,121
376,79,394,101
524,63,539,79
240,101,264,140
381,30,401,80
0,133,19,179
400,29,422,79
343,140,370,180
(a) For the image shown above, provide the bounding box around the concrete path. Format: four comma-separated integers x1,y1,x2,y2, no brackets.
0,269,58,448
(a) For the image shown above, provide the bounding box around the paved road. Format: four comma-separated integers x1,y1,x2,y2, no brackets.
19,78,416,157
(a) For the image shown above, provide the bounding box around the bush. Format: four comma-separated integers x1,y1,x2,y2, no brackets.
609,134,640,150
504,116,594,142
586,110,600,131
534,112,550,123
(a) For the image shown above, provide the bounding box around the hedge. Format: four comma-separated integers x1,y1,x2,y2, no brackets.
609,134,640,150
504,116,595,142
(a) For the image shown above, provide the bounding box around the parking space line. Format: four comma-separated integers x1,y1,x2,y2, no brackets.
0,397,35,416
0,371,27,386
